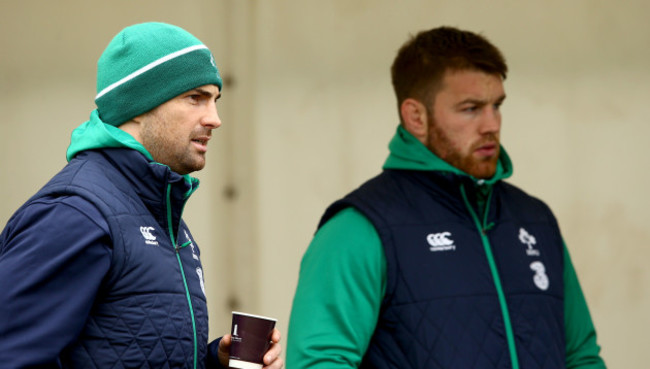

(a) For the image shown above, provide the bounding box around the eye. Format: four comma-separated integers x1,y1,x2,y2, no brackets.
187,94,209,106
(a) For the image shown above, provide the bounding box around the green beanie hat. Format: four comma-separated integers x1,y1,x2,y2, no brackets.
95,22,223,126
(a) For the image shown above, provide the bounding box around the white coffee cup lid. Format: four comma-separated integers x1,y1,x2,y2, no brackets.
232,311,277,321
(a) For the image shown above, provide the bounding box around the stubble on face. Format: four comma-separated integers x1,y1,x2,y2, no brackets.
426,114,500,179
139,107,207,175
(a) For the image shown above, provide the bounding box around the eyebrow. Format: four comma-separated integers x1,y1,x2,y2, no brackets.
457,94,506,107
193,87,221,100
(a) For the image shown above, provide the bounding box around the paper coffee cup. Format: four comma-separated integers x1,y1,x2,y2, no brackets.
229,311,277,369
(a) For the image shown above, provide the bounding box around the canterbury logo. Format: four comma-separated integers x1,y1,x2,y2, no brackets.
140,226,159,246
427,232,456,252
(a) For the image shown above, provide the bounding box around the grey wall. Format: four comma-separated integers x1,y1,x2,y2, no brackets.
1,1,648,367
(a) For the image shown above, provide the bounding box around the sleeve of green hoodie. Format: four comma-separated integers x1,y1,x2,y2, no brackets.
287,207,385,369
563,241,607,368
287,208,606,369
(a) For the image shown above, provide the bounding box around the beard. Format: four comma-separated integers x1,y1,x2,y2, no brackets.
426,118,500,179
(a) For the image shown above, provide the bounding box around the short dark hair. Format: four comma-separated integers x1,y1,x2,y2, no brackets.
391,26,508,116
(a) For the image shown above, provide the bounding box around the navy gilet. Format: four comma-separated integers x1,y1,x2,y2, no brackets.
320,169,566,369
30,149,210,368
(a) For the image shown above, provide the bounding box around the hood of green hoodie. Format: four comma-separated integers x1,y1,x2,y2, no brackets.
66,109,199,188
66,109,152,162
383,125,513,185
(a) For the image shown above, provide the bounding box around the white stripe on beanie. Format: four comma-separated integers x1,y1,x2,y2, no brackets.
95,44,209,100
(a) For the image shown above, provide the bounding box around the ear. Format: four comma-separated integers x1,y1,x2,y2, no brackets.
400,98,428,144
117,115,145,143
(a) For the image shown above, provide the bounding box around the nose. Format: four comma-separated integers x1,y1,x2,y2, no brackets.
480,106,501,135
201,102,222,129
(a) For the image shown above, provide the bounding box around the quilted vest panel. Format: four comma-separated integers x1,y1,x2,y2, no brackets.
28,150,209,368
321,170,566,369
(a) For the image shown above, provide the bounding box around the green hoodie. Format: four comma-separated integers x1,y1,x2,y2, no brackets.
66,109,152,162
287,126,605,369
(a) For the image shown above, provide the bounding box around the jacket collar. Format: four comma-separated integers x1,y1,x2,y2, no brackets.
77,148,199,242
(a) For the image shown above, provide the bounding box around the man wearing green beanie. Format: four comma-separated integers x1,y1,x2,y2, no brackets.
0,22,283,369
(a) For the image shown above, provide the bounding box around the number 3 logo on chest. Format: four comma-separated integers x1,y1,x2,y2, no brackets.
530,261,549,291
